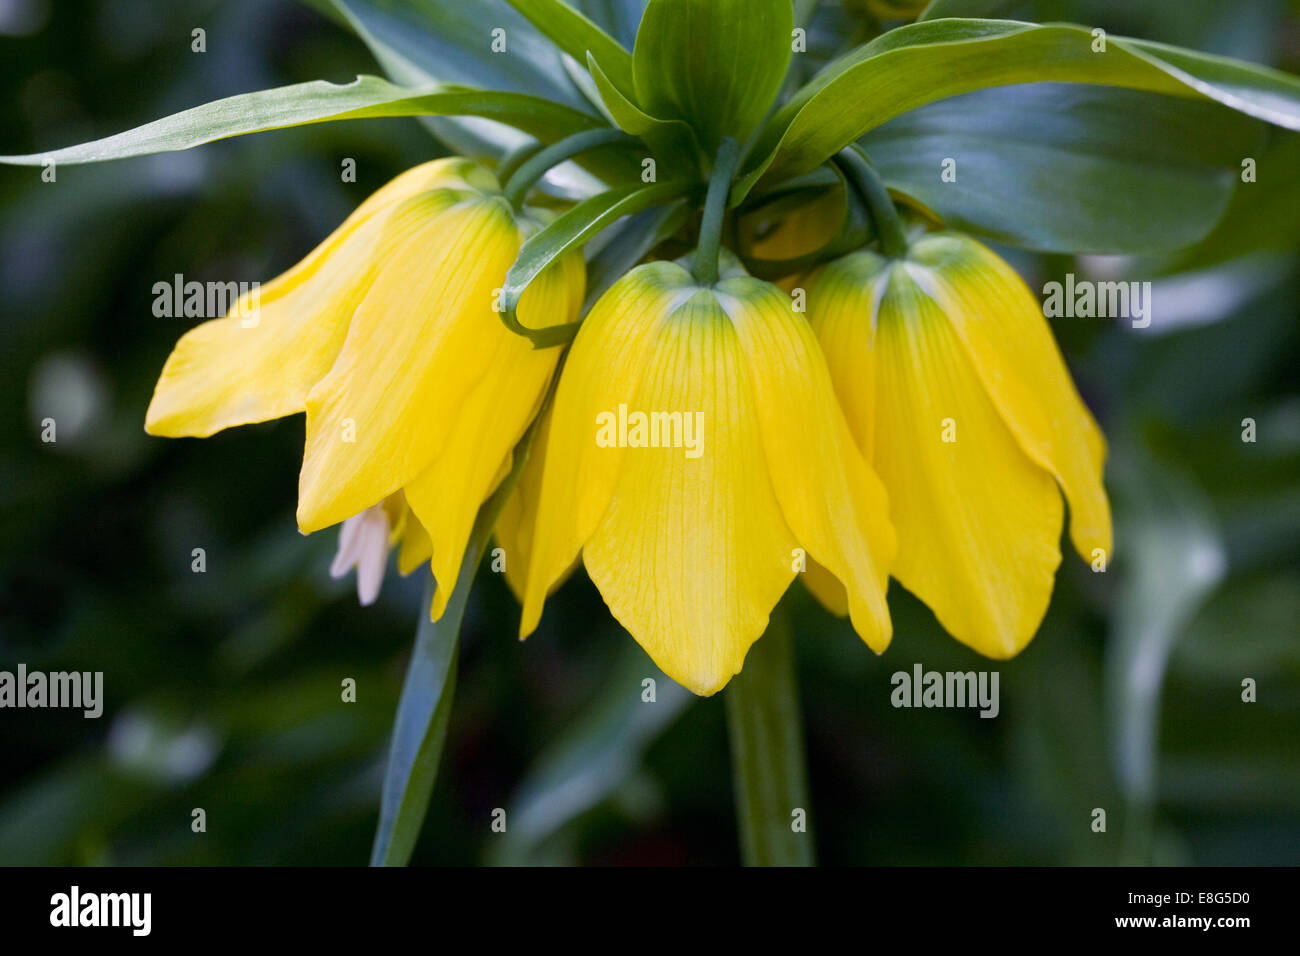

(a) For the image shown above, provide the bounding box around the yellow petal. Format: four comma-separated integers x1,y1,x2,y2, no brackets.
723,277,896,653
908,233,1112,562
494,405,563,603
801,557,849,617
582,287,798,696
297,196,527,533
520,264,685,638
803,252,886,460
396,505,433,576
872,264,1063,658
741,189,846,295
144,159,485,438
254,158,497,309
406,251,582,619
744,187,845,262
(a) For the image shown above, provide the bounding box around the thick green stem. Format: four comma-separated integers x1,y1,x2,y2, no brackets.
503,127,636,209
725,606,814,867
691,137,741,285
836,146,909,259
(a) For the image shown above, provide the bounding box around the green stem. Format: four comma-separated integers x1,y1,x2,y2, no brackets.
725,605,814,866
503,127,637,209
691,137,741,285
496,138,544,185
836,146,909,259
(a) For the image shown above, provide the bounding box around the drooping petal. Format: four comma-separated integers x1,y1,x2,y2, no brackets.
519,263,686,638
582,289,798,696
723,277,896,653
144,160,485,438
297,196,527,533
907,234,1112,562
404,253,582,620
872,265,1064,658
801,556,849,618
494,406,562,603
802,251,887,460
396,507,433,576
259,158,498,300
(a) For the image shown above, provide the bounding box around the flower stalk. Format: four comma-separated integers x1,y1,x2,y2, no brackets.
725,606,815,867
502,127,638,209
836,146,909,259
691,137,742,285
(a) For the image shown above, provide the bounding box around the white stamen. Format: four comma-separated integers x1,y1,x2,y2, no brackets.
330,503,391,606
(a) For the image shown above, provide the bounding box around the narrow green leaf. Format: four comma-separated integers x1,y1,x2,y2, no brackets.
632,0,794,154
369,565,467,866
738,18,1300,199
319,0,536,156
588,53,702,167
862,83,1265,253
726,606,813,867
324,0,591,110
369,404,553,867
506,0,636,93
502,178,693,326
0,75,602,167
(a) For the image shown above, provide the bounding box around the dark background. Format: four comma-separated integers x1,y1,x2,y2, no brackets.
1,0,1297,865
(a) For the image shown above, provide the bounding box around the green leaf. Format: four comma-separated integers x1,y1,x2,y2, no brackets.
502,178,693,343
506,0,636,93
863,83,1265,253
577,0,649,48
369,403,552,866
738,18,1300,199
1155,132,1300,270
588,53,702,167
632,0,794,154
369,565,466,866
324,0,591,110
0,75,602,167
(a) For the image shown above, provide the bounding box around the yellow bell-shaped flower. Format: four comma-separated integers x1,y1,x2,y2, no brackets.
145,157,585,617
517,257,896,695
803,230,1112,658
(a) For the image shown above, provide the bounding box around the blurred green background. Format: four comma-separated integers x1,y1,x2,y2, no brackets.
1,0,1297,866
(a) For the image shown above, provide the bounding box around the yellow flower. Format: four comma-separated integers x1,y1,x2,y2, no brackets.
803,230,1112,658
517,257,896,695
145,158,585,616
